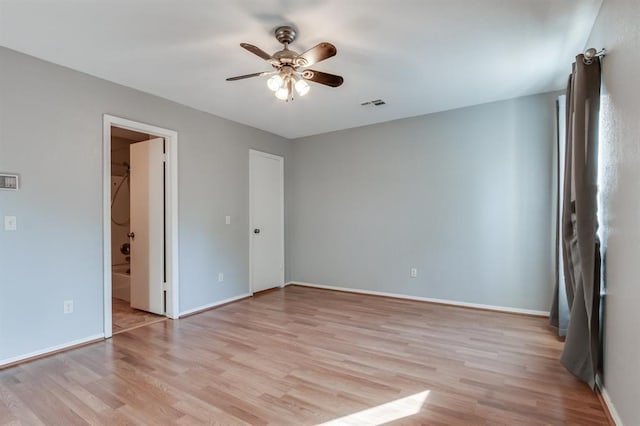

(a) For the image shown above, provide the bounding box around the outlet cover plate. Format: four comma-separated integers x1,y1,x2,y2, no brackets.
4,216,17,231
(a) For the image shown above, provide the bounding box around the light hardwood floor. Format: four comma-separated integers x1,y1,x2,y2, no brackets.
112,298,166,335
0,286,609,425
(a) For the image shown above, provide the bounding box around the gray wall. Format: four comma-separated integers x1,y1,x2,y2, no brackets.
288,93,557,312
587,0,640,423
0,47,291,362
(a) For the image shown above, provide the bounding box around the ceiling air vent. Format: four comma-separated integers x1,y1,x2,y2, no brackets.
361,99,386,107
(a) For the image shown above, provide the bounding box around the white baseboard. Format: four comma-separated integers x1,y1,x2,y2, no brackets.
596,375,624,426
600,386,623,426
285,281,549,317
0,333,105,368
179,293,251,317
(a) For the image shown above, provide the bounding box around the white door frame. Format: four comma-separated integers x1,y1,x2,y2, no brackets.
249,149,285,294
103,114,180,338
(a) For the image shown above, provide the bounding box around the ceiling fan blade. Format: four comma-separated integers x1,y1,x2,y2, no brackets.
240,43,273,61
226,72,269,81
302,70,344,87
295,43,337,67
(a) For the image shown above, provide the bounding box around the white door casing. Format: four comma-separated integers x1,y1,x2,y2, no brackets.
103,115,179,338
249,150,284,293
130,137,165,315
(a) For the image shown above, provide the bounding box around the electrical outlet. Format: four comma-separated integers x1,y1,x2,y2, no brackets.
4,216,17,231
218,273,224,282
63,300,74,314
410,268,418,278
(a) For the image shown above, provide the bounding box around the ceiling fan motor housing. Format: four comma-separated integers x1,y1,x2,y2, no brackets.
272,49,298,65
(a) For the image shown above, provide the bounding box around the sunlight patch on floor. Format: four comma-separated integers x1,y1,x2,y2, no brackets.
316,390,430,426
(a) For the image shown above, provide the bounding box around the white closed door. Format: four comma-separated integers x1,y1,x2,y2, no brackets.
130,137,165,315
250,150,284,293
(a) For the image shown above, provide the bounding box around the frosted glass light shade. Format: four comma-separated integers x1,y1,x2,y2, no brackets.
294,79,310,96
267,75,283,91
275,86,289,100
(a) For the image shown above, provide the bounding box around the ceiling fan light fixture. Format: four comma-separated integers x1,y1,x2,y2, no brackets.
226,25,343,100
294,79,310,96
267,74,283,91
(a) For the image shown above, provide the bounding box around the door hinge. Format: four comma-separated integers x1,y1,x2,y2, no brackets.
162,282,168,291
163,153,168,163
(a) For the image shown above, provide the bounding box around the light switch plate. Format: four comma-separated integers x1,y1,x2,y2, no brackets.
4,216,17,231
225,216,231,225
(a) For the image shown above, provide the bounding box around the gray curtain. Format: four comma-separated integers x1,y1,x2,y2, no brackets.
550,54,601,388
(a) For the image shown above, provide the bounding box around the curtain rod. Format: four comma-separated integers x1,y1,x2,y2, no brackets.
583,48,606,65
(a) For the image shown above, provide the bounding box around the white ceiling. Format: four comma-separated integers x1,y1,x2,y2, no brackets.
0,0,602,139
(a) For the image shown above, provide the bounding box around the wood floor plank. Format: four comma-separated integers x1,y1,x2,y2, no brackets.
0,286,609,424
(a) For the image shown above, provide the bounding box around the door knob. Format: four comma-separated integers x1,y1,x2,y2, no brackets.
120,243,130,255
254,228,261,234
128,232,135,239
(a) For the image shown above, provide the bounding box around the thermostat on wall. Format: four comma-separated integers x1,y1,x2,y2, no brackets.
0,174,19,190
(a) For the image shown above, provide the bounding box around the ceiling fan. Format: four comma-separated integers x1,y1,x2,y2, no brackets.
226,26,344,101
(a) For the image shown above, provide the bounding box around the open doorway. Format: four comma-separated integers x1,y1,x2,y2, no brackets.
110,127,165,333
103,115,179,338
